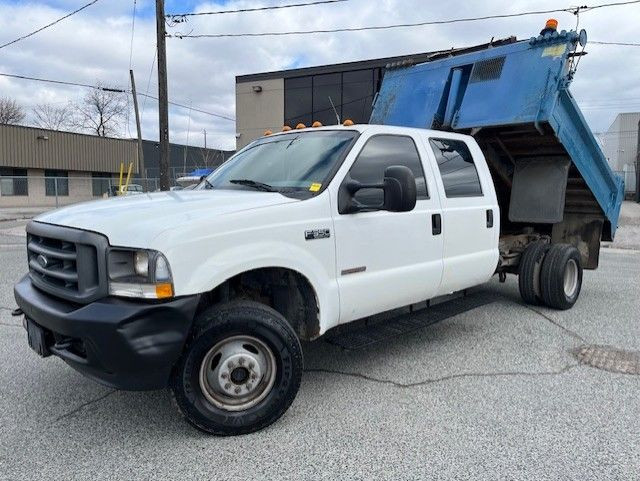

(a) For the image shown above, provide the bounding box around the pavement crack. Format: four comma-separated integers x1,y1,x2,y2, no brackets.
305,363,580,388
521,303,587,344
55,390,117,422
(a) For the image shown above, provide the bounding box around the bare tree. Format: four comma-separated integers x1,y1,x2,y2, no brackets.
199,147,216,168
72,85,127,137
0,97,26,125
31,103,73,130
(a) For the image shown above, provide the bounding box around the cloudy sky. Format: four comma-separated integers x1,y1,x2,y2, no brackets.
1,0,639,151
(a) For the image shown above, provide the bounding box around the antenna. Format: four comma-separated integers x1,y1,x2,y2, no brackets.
328,96,340,124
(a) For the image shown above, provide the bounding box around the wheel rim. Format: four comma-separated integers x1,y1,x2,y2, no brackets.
198,335,277,412
563,259,579,298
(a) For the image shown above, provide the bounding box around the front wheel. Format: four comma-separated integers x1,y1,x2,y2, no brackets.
170,300,303,435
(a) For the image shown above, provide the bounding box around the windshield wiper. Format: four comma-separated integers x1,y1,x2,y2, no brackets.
229,179,278,192
203,178,214,189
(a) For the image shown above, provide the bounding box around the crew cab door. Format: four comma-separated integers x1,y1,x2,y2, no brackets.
331,133,444,324
424,135,499,294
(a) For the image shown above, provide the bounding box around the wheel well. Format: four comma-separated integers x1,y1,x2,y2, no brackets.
195,267,321,341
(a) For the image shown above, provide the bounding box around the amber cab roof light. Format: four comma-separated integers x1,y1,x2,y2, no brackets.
311,121,323,128
295,123,306,129
282,125,292,131
343,119,354,126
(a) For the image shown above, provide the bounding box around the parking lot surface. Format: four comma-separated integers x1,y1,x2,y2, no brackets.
1,221,639,480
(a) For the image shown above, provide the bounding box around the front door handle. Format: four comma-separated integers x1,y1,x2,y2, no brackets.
432,213,442,235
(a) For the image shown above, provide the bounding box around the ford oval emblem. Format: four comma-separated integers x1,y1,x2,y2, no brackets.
36,254,49,268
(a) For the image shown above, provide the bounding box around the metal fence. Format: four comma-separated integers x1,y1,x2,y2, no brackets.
613,167,637,195
0,176,164,208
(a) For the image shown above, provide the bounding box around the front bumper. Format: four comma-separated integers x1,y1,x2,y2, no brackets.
14,275,200,390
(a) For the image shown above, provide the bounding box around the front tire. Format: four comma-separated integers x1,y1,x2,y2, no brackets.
540,244,583,310
170,300,303,435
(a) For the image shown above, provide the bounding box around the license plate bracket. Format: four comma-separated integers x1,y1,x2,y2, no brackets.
26,318,51,357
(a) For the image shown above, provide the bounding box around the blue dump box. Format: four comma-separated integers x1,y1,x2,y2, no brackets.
371,28,624,268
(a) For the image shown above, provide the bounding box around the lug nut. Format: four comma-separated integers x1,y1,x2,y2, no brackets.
251,374,257,380
227,361,234,369
248,362,255,369
224,383,231,390
238,357,245,365
234,387,241,394
221,372,228,379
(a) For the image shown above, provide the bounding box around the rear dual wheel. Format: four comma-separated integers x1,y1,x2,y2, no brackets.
519,242,582,310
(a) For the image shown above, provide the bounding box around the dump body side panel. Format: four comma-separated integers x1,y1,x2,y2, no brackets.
370,30,623,246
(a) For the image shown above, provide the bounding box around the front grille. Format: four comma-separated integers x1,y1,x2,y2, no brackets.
28,235,79,292
26,222,109,304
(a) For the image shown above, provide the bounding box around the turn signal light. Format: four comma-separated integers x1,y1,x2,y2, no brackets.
155,283,173,299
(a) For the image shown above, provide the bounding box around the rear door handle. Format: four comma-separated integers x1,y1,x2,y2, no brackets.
432,213,442,235
486,209,494,228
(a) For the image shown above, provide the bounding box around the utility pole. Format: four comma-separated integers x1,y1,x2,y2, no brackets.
156,0,170,191
203,129,207,149
129,69,145,176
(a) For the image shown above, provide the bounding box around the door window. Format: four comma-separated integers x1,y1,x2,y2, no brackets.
347,135,428,205
429,138,483,197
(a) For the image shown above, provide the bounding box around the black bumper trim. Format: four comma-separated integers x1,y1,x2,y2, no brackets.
14,275,200,391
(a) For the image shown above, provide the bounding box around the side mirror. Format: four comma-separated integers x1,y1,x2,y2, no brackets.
338,165,417,214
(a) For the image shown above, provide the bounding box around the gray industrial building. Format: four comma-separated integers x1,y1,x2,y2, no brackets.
234,38,514,149
0,123,233,207
600,112,639,196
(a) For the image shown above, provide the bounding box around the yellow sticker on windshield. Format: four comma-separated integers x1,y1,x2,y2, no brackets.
309,183,322,192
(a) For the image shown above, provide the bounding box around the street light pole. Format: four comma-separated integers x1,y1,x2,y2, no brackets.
156,0,170,191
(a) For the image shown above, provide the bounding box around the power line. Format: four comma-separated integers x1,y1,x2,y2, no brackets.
0,0,100,50
137,93,235,121
167,0,348,18
590,40,640,46
0,71,235,121
168,1,640,39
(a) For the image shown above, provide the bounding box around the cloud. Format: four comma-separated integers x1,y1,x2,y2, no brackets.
1,0,639,151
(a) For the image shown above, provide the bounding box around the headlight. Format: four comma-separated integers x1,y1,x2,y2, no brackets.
107,249,173,299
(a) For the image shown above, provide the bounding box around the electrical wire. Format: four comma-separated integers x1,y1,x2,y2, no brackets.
0,71,235,121
141,49,157,118
0,0,100,50
168,1,640,39
167,0,348,18
590,40,640,46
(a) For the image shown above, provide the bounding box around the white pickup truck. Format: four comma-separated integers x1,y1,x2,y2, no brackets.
14,124,584,435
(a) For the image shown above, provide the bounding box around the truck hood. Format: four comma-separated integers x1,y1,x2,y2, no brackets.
35,190,298,246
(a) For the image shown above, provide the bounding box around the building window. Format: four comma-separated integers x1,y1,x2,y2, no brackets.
284,69,379,128
91,172,112,197
347,135,428,206
0,168,28,196
45,170,69,196
284,76,312,127
312,73,342,126
342,69,377,124
429,138,483,198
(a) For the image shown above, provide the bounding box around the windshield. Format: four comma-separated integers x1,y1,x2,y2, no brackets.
201,130,358,197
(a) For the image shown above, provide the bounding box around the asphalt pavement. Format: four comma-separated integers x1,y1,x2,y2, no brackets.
1,220,639,480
